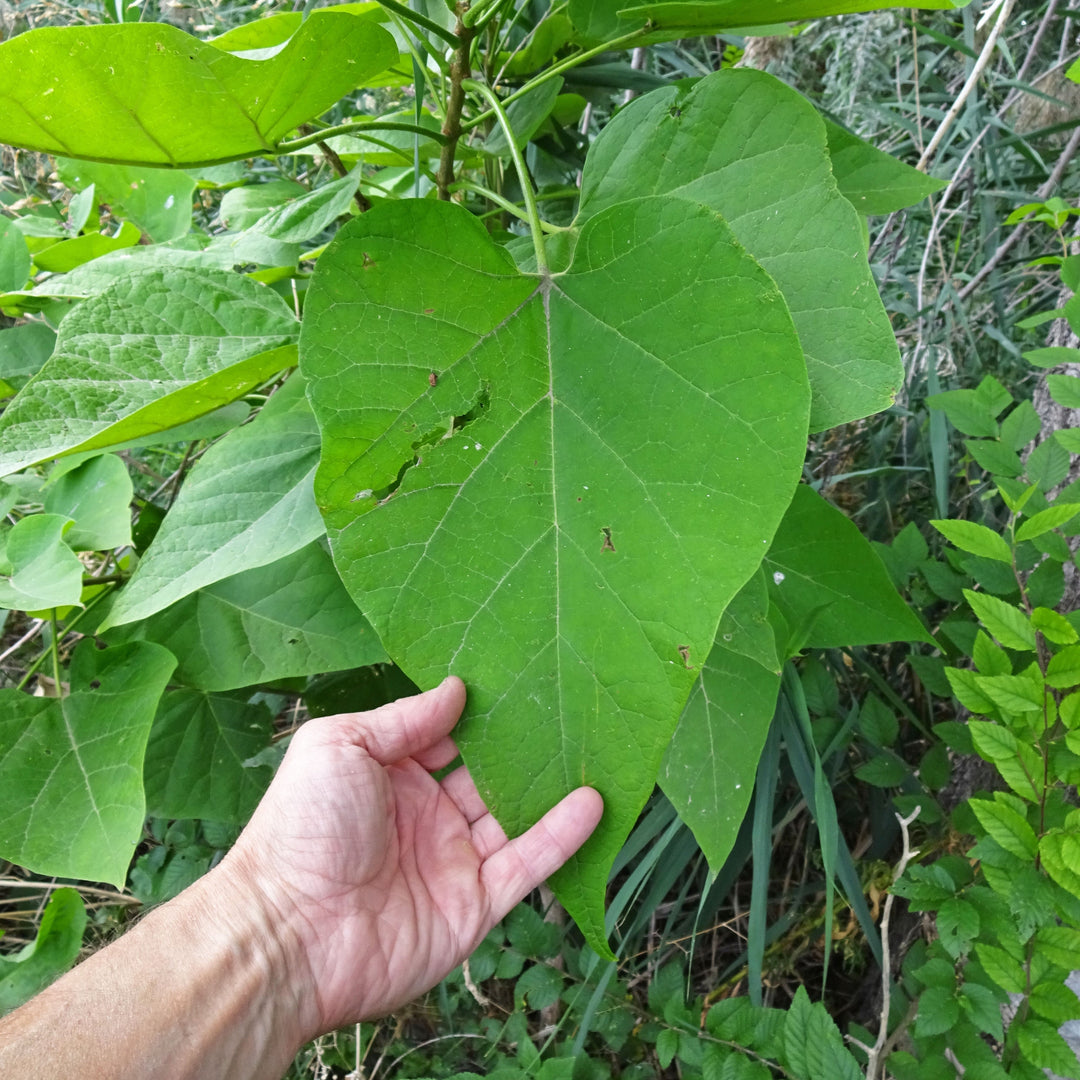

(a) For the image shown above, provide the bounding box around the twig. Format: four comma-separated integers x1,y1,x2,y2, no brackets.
0,618,44,664
864,806,921,1080
916,0,1018,172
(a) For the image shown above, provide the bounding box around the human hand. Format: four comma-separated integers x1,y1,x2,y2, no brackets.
217,677,603,1041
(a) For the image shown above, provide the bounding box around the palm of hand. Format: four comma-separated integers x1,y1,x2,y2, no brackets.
225,679,602,1039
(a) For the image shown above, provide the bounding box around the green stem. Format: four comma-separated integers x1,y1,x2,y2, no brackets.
450,180,565,233
278,121,449,154
372,0,460,48
15,589,116,693
461,29,648,132
49,610,62,695
461,79,547,272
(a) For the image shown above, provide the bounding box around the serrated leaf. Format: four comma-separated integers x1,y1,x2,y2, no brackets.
1016,502,1080,542
660,642,780,870
975,671,1045,714
1023,346,1078,368
0,641,176,885
1015,1017,1080,1079
1000,400,1042,451
969,797,1037,859
301,196,810,954
108,542,386,691
1040,830,1080,897
937,897,979,959
0,14,397,167
945,667,998,716
1048,645,1080,689
0,887,87,1013
975,942,1026,994
0,514,85,611
973,630,1011,676
854,752,909,787
1027,438,1072,491
0,268,299,478
576,69,900,431
764,487,930,651
783,986,862,1080
931,520,1012,563
142,690,274,823
43,453,133,551
1031,606,1078,645
1048,373,1080,409
1030,981,1080,1025
959,983,1003,1041
965,438,1024,478
963,589,1036,650
1037,925,1080,970
914,985,959,1037
100,374,322,629
927,389,1001,438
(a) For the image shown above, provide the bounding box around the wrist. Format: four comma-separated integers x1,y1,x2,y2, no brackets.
174,855,320,1061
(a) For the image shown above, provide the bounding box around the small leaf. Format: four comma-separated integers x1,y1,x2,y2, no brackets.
976,671,1045,714
1040,831,1080,898
1015,1017,1080,1079
969,797,1037,859
1036,924,1080,970
927,389,1000,438
1000,400,1042,451
0,888,87,1013
43,454,133,551
0,515,84,611
252,170,362,244
1047,373,1080,409
973,630,1011,676
937,897,979,959
1015,502,1080,542
914,985,958,1038
931,520,1011,564
959,982,1003,1041
854,753,909,787
1031,606,1079,645
1030,982,1080,1025
0,215,32,294
964,439,1023,478
975,942,1026,994
945,667,998,716
1024,346,1078,367
1027,438,1072,491
1047,645,1080,689
962,589,1036,650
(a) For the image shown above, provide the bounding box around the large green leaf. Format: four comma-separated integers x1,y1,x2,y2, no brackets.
0,267,298,478
143,690,275,822
577,70,901,432
0,888,87,1014
764,486,931,652
110,542,387,690
660,643,781,868
569,0,971,44
0,641,176,885
301,197,810,952
0,13,397,167
99,374,322,629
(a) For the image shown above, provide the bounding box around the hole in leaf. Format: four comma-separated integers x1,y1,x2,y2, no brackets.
601,527,615,553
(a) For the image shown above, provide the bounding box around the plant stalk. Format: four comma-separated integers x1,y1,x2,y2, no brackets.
437,7,476,200
461,78,547,272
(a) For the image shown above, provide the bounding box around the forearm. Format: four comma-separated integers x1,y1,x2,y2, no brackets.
0,864,312,1080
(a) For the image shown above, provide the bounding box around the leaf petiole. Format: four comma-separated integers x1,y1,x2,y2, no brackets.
461,79,547,273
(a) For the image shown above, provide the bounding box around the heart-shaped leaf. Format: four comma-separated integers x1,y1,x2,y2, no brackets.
0,641,176,885
577,69,902,431
0,13,397,167
301,197,811,951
